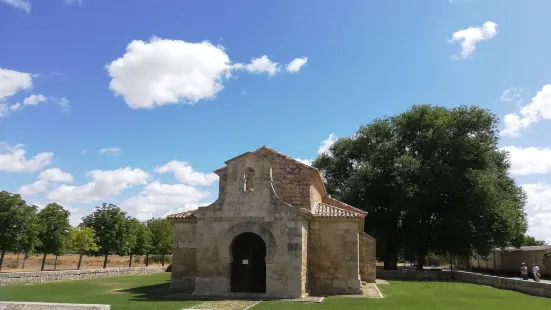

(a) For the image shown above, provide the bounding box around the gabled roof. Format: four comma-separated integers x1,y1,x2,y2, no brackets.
312,203,365,218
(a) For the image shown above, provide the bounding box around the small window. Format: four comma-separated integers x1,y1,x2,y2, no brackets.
244,167,255,192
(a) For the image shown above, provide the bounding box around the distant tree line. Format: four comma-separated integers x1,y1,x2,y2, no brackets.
0,193,174,272
314,105,530,270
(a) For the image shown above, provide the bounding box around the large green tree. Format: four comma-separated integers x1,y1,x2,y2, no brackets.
36,203,71,271
82,203,130,269
0,191,40,272
126,218,151,267
67,226,99,270
314,105,527,270
521,235,547,246
147,217,173,266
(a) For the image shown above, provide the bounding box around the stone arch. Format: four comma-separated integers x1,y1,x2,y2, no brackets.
220,221,277,264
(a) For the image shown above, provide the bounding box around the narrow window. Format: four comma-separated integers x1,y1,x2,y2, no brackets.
244,167,255,192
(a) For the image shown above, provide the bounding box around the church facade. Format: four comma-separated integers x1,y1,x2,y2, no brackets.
168,146,376,298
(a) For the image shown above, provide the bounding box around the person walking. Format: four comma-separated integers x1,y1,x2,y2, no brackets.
532,263,541,282
520,263,529,280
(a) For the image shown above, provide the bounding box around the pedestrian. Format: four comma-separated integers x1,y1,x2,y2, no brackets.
520,263,528,280
532,263,541,282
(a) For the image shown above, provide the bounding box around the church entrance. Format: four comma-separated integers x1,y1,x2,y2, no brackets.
230,232,266,293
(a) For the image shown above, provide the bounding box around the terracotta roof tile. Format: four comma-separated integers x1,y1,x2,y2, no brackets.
312,203,364,218
167,209,198,219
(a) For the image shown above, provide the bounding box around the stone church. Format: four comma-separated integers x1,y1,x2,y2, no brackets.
168,146,376,298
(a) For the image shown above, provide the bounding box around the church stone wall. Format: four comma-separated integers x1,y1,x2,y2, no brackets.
192,153,309,298
170,220,197,291
308,219,362,295
360,233,376,283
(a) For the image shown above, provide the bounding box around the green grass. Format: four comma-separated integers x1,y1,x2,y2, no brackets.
1,273,550,310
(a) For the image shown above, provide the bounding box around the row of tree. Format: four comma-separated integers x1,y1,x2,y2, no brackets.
313,105,531,270
0,193,174,272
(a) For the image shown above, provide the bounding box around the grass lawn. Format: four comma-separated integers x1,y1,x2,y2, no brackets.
0,273,550,310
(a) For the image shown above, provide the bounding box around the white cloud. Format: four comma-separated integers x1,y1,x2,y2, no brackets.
244,55,279,76
0,143,53,173
0,0,30,13
99,147,122,155
154,160,218,186
317,133,338,154
106,37,236,109
502,146,551,175
449,21,497,59
0,103,9,117
0,68,33,100
56,97,70,112
501,84,551,137
120,181,210,220
295,158,312,166
501,87,524,104
521,183,551,245
47,167,149,203
9,94,47,111
286,57,308,73
39,168,74,183
18,180,49,196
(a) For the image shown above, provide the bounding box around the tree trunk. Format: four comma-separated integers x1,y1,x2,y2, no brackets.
54,255,58,270
77,253,83,270
129,254,133,268
41,253,47,271
22,251,27,269
103,253,108,269
416,248,428,271
161,254,165,267
16,252,20,266
145,254,149,267
0,249,5,272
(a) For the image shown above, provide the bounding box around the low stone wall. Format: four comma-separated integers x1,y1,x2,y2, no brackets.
0,266,166,286
377,269,551,298
0,302,110,309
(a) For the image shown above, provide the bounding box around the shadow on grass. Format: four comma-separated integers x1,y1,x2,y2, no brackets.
115,281,270,302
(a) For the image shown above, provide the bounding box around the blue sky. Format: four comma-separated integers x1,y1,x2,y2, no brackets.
1,0,550,243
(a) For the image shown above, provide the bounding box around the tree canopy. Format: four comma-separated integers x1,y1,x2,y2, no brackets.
147,217,173,266
36,203,72,271
313,105,527,270
68,226,99,270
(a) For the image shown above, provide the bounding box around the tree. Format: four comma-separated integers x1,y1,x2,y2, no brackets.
17,204,41,269
82,203,129,269
521,235,547,246
147,217,173,266
36,203,71,271
0,191,39,272
125,218,151,267
314,105,527,270
68,226,99,270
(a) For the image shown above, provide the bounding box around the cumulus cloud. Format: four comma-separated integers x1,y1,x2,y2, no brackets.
47,167,149,203
0,0,30,13
39,168,74,183
106,37,306,109
0,68,33,101
18,180,49,196
295,158,312,166
501,87,525,104
449,21,497,59
99,147,122,155
0,143,53,173
501,146,551,175
9,94,47,111
154,160,218,186
243,55,279,76
317,133,338,154
501,84,551,137
521,183,551,244
106,37,236,109
286,57,308,73
120,181,211,220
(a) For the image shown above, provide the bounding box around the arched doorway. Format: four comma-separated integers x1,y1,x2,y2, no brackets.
230,232,266,293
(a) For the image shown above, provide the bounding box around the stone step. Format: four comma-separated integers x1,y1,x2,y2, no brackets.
184,300,261,310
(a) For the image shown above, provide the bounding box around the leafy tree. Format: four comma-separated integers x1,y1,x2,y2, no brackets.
0,191,38,272
36,203,71,271
17,204,41,269
147,217,173,266
68,226,99,270
82,203,129,269
521,235,547,246
314,105,527,270
126,218,151,267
